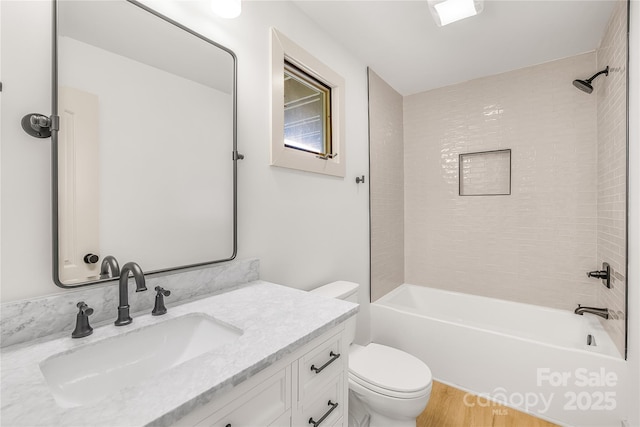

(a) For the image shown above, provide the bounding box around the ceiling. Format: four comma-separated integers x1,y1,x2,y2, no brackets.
292,0,617,96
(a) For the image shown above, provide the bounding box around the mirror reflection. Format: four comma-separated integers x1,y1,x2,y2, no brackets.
54,0,236,286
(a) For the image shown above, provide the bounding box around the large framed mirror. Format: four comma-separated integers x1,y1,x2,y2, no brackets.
52,0,238,287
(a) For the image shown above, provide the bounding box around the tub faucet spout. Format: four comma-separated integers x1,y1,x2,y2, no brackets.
574,305,609,319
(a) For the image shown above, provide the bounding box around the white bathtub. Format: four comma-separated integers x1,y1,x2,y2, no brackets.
371,284,628,427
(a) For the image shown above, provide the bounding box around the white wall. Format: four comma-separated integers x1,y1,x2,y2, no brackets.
0,1,370,341
1,1,52,302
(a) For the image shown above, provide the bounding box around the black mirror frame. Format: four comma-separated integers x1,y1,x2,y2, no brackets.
50,0,239,289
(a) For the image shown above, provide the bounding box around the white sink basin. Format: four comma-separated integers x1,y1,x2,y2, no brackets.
40,313,242,408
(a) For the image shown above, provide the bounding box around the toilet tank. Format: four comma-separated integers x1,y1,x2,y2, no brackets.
310,281,359,345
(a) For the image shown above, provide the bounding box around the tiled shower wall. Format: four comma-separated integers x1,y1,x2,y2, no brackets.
403,53,600,310
368,69,405,301
596,0,628,357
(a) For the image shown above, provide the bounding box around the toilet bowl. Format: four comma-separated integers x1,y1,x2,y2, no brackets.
310,281,432,427
349,343,432,427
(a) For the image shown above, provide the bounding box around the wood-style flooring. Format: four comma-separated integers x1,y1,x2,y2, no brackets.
417,381,559,427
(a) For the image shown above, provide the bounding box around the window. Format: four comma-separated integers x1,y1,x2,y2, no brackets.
284,61,332,157
271,28,345,177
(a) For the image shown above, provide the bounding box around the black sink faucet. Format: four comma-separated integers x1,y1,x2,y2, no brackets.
100,255,120,279
115,262,147,326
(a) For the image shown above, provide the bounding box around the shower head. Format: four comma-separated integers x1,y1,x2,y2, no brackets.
572,66,609,94
573,79,594,94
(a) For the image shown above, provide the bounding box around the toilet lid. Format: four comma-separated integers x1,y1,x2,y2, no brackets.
349,343,432,396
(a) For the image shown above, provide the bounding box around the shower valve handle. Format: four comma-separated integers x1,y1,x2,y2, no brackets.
586,262,611,288
586,270,607,279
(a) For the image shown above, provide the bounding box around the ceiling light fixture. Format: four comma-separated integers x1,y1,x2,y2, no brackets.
211,0,241,19
427,0,483,27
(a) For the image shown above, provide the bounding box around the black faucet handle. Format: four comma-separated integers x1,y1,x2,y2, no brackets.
77,301,94,316
72,301,94,338
152,287,170,316
155,286,171,297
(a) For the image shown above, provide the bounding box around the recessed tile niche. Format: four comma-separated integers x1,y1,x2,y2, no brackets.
459,149,511,196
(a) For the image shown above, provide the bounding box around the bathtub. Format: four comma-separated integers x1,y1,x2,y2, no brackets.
371,284,628,427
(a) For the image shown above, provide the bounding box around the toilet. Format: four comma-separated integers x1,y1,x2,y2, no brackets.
310,281,432,427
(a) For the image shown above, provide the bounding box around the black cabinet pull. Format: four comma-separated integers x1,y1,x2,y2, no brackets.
225,424,231,427
310,351,340,374
308,400,338,427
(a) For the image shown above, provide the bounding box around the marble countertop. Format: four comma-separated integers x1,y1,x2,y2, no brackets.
1,281,358,426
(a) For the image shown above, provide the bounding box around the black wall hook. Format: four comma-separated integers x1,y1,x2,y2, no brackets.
21,113,58,138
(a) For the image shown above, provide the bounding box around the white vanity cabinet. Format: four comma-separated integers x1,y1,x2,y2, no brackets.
174,325,349,427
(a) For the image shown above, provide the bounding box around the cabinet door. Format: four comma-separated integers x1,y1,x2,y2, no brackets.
195,367,291,427
269,410,292,427
299,374,344,427
298,334,344,403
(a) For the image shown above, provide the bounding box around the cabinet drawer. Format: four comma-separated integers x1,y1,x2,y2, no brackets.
196,367,291,427
298,334,344,402
300,373,344,427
